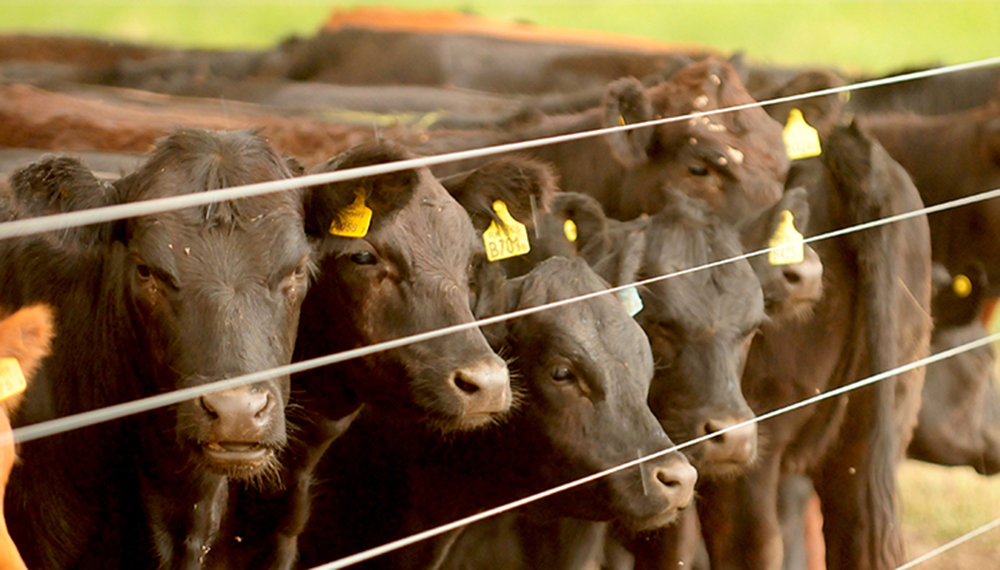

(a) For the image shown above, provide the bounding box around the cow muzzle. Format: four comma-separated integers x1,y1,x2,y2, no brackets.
433,355,512,432
195,385,284,477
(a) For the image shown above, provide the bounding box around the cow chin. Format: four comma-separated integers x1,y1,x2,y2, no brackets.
621,508,684,534
686,449,757,481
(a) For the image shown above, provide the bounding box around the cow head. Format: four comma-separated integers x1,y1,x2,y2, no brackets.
112,129,312,483
499,257,696,530
598,192,765,478
300,141,511,433
909,264,1000,475
601,57,789,223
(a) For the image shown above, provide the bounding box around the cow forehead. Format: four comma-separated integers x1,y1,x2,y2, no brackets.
131,204,310,281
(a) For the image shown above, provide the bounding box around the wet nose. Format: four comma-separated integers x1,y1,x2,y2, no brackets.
647,455,698,512
700,417,758,466
782,245,823,305
200,387,274,441
448,355,512,417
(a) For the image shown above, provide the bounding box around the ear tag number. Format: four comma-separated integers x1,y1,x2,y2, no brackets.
768,210,805,266
0,358,26,401
564,219,578,242
329,190,372,238
783,108,822,160
952,274,972,298
483,200,531,262
617,286,644,317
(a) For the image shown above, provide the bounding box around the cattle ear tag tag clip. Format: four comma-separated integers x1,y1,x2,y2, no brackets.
329,189,372,238
617,287,644,317
768,210,805,266
564,219,578,243
483,200,531,262
0,358,26,401
783,108,822,160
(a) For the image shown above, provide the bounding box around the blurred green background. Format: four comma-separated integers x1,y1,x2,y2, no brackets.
3,1,999,75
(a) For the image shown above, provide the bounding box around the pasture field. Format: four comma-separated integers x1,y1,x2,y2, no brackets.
3,0,1000,567
2,0,1000,74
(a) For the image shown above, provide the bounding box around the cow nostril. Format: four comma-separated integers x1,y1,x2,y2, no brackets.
254,392,273,420
453,373,481,395
199,396,219,420
657,470,682,489
783,269,802,285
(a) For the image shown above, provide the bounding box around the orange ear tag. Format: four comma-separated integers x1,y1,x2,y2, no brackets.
329,190,372,238
768,210,805,266
0,358,26,401
783,108,822,160
483,201,531,262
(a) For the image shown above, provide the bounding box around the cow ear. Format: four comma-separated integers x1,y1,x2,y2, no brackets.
550,192,611,265
603,77,655,168
760,70,846,137
0,304,54,413
931,262,989,329
739,187,811,250
445,155,559,235
10,156,115,247
304,142,418,238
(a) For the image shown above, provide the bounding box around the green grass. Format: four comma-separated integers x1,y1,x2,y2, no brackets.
2,1,999,74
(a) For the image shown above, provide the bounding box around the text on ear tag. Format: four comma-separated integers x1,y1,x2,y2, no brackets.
329,190,373,238
483,201,531,262
617,286,644,317
564,219,578,242
768,210,805,266
783,108,822,160
953,274,972,298
0,358,26,401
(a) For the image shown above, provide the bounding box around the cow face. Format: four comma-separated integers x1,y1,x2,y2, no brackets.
115,129,313,482
908,264,1000,474
603,194,766,478
602,57,789,224
504,257,696,531
301,142,511,433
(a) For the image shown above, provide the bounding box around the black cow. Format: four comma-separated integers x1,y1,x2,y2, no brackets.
2,129,314,569
212,141,515,569
860,96,1000,296
688,122,932,570
295,256,696,569
908,264,1000,475
420,57,789,226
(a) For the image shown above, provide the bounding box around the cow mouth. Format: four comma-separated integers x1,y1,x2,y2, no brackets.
202,441,273,466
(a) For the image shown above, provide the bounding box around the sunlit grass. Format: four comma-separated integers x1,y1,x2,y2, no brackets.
2,1,999,73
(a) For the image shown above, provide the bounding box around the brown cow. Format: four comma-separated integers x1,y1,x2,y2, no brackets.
0,305,54,570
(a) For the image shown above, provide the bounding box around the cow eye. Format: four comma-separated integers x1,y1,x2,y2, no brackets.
350,251,376,265
550,365,575,382
688,164,709,176
292,262,309,279
136,263,152,280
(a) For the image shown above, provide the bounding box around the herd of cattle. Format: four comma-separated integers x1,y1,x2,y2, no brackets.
1,7,1000,570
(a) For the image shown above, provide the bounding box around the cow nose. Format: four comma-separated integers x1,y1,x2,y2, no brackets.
700,417,758,466
449,356,512,417
200,387,274,441
782,245,823,305
646,456,698,512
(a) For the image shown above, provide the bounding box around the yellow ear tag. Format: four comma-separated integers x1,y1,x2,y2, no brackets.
768,210,805,266
328,190,372,238
0,358,26,401
618,114,626,126
953,274,973,298
564,219,578,243
483,200,531,262
783,108,822,160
